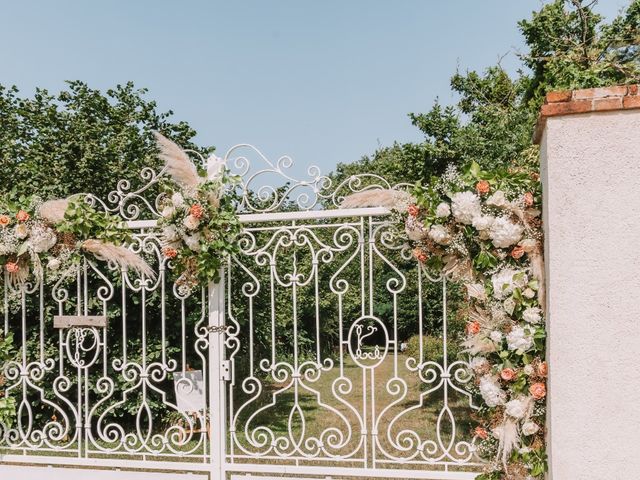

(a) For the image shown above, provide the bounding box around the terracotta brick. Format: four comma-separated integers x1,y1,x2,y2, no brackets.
593,97,624,111
573,85,628,100
623,95,640,109
628,84,639,96
541,99,592,116
546,90,572,103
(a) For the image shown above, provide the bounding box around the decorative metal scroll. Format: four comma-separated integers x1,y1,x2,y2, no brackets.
0,144,482,479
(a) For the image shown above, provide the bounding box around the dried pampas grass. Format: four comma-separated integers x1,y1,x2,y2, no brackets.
340,189,414,210
154,131,201,189
39,199,70,225
82,240,155,279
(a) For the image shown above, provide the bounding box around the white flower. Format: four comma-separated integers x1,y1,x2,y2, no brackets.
522,421,540,436
162,226,180,242
470,356,488,371
491,268,528,299
503,297,516,315
450,191,481,224
490,330,503,343
428,224,451,245
472,214,494,231
171,192,185,208
15,224,29,239
491,425,504,440
479,375,506,407
523,364,534,376
29,226,57,253
183,233,201,251
206,155,226,181
505,397,529,419
523,307,542,324
488,216,524,248
161,205,175,218
183,215,200,231
47,258,61,271
435,202,451,218
506,325,535,353
486,190,510,208
523,288,536,299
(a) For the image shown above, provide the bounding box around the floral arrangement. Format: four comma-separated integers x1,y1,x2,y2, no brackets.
0,196,154,291
154,132,241,292
342,161,547,479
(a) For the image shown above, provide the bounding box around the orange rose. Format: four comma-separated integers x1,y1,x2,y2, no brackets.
474,426,488,439
523,192,534,207
476,180,490,195
16,210,30,222
162,247,178,259
5,262,19,273
537,361,548,377
407,204,420,217
189,204,205,219
500,368,516,381
0,214,10,228
412,248,428,263
466,321,481,335
511,245,525,259
529,382,546,400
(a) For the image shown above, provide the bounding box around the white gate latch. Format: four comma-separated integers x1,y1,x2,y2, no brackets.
221,360,231,381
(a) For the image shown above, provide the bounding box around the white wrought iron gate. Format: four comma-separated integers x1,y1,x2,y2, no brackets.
0,145,482,479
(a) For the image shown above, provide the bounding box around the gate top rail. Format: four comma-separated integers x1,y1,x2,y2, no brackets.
96,142,410,222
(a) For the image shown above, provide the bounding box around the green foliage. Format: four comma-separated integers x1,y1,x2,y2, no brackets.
0,81,212,206
0,332,16,426
58,198,131,244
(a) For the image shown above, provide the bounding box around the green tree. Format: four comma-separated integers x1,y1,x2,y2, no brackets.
0,80,212,204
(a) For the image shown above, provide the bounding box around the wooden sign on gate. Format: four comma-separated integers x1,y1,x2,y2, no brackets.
53,315,107,328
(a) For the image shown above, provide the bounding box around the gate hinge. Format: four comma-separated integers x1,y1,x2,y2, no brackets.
220,360,231,381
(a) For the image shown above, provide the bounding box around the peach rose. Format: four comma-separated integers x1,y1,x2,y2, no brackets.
162,247,178,259
500,368,516,381
510,245,525,259
0,214,10,228
16,210,30,222
412,248,428,263
407,204,420,217
189,204,205,219
476,180,490,195
466,321,481,335
523,192,534,207
529,382,546,400
474,426,488,439
5,262,19,273
537,361,548,377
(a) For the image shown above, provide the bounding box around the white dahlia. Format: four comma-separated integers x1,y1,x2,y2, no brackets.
491,268,528,299
506,325,535,353
523,307,542,324
472,214,494,231
435,202,451,218
505,397,529,419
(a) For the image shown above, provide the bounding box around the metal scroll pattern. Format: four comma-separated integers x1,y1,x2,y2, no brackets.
0,144,481,476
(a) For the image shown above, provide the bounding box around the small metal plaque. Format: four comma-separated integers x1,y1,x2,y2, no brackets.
53,315,107,328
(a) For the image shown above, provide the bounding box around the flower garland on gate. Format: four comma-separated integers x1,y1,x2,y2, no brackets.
0,196,154,292
153,132,241,293
341,161,547,479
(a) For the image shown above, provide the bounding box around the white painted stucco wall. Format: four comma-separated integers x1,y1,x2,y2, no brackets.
540,109,640,480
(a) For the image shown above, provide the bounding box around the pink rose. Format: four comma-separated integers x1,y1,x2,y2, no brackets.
162,247,178,259
407,204,420,217
474,426,488,439
16,210,30,223
529,382,546,400
476,180,490,195
466,321,481,335
5,262,19,273
412,248,428,263
500,368,516,381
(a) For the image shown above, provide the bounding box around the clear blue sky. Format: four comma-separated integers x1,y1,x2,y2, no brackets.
0,1,629,180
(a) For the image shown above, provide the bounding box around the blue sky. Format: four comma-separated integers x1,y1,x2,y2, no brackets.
0,1,629,180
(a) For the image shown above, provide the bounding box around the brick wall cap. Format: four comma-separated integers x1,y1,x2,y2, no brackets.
533,84,640,144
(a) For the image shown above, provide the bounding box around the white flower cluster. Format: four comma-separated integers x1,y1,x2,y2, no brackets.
479,375,506,407
451,191,481,225
506,325,535,353
488,216,524,248
491,267,528,299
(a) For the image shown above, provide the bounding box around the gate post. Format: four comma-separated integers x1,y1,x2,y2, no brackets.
535,85,640,479
208,274,226,480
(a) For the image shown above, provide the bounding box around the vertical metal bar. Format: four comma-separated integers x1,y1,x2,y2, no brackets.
208,275,225,479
